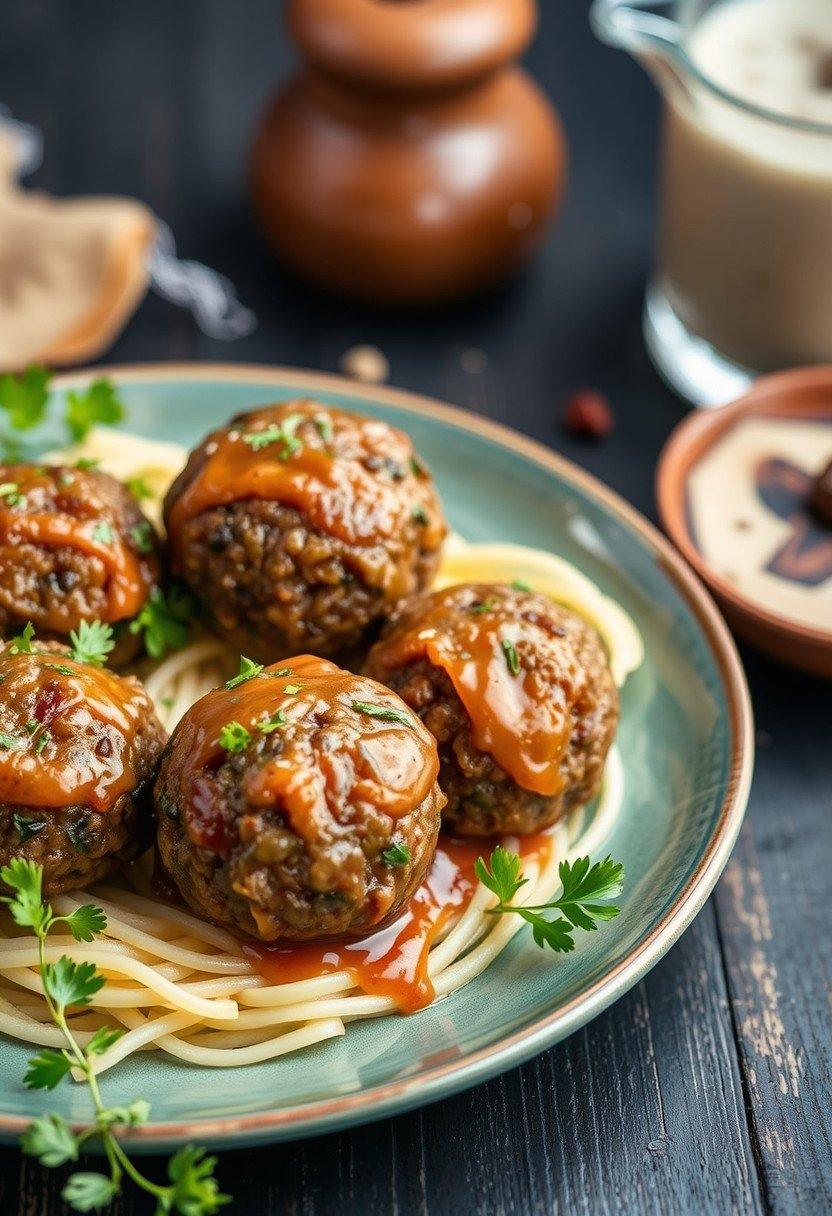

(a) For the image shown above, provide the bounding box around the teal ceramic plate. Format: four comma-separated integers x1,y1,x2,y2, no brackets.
0,364,753,1151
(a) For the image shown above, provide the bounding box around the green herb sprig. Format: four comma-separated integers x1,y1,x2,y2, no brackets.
0,859,229,1213
224,656,264,690
351,701,414,728
129,585,195,660
0,366,125,462
69,620,115,668
475,846,624,953
242,413,303,459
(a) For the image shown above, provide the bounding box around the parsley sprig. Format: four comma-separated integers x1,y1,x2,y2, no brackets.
242,413,303,459
69,620,115,668
129,585,195,659
475,846,624,953
0,367,126,460
0,859,230,1214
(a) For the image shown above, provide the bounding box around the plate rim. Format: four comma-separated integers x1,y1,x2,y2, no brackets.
0,361,754,1148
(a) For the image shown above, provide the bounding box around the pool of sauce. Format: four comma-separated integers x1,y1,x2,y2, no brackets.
165,403,444,575
0,647,151,812
246,830,552,1013
0,466,149,621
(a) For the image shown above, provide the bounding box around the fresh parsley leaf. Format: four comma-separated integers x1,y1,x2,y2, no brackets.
0,365,51,431
475,846,528,904
85,1026,124,1057
90,521,113,545
471,597,499,614
62,1172,118,1212
242,412,303,459
69,619,115,667
351,700,414,728
44,956,105,1011
257,710,286,734
512,579,532,592
409,455,425,478
0,731,24,750
130,520,154,554
219,721,251,753
124,474,152,501
224,656,264,689
9,621,35,653
64,379,124,443
34,728,51,755
0,481,23,506
21,1112,78,1167
74,457,100,471
129,584,194,659
0,857,49,931
13,813,47,842
61,904,108,943
411,503,429,526
314,413,333,444
500,638,520,676
382,842,411,866
24,1048,72,1091
283,683,301,695
166,1145,231,1215
97,1097,150,1127
477,848,624,954
45,663,74,676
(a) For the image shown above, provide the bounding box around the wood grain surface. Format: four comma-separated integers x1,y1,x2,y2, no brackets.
0,2,829,1213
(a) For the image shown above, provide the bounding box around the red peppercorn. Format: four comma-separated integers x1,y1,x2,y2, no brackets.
563,389,614,439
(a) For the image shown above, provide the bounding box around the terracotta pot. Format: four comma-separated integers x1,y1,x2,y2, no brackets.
250,0,566,305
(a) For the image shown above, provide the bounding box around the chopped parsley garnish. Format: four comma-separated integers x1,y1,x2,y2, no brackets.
74,457,101,471
12,813,47,842
218,721,251,753
283,684,301,695
512,579,532,592
314,414,333,444
9,622,35,654
0,858,231,1212
411,503,429,526
0,365,51,431
91,521,114,545
24,719,38,735
471,597,499,615
268,667,292,678
257,710,286,734
69,620,115,667
351,701,414,728
242,413,303,459
45,664,73,676
476,847,625,953
34,729,51,755
65,378,124,443
124,474,152,501
0,481,23,507
224,656,264,689
130,521,154,554
500,638,520,677
129,584,194,659
382,842,411,866
409,455,425,479
0,731,24,750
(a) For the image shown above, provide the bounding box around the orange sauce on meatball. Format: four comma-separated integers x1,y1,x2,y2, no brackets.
0,466,150,621
368,585,588,796
165,404,444,576
171,655,442,857
246,831,552,1013
0,647,154,813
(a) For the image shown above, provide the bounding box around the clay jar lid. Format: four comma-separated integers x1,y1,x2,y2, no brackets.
657,367,832,679
288,0,537,92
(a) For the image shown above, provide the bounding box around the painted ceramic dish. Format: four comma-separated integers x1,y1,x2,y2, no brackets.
658,366,832,678
0,364,752,1150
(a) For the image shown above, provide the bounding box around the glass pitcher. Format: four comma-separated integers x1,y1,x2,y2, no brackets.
591,0,832,407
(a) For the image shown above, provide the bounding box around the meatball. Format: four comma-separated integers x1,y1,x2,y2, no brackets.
163,401,446,662
0,637,166,895
0,464,161,664
364,583,618,836
155,655,445,942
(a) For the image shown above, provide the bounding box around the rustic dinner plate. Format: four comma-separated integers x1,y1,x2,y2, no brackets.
0,364,753,1152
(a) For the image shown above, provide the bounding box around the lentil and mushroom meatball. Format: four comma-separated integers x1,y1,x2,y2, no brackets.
0,464,161,664
0,638,166,896
364,583,618,836
163,401,446,662
154,655,445,942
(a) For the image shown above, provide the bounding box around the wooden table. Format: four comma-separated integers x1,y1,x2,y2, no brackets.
1,3,829,1213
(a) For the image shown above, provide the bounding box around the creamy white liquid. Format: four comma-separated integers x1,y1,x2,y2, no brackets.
657,0,832,371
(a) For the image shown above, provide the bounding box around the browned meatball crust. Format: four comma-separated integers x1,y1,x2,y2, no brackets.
0,641,166,896
163,401,446,662
0,464,161,665
155,656,445,942
365,584,619,836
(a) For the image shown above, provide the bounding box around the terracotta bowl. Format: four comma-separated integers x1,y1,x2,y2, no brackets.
657,366,832,679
